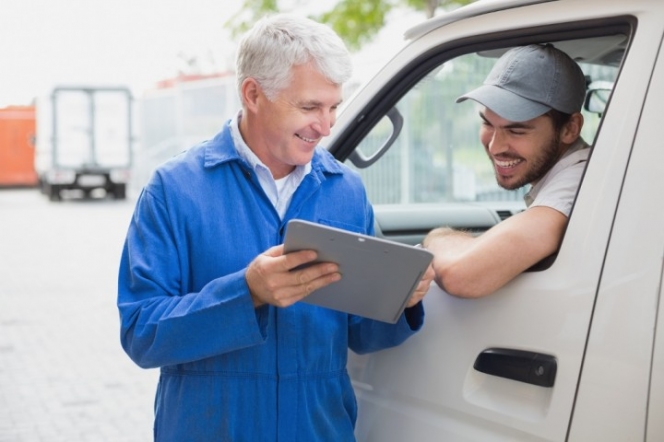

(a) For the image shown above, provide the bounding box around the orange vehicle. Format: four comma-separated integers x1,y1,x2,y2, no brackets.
0,105,38,187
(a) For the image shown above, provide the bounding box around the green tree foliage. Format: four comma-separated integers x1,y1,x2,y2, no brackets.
317,0,392,51
224,0,279,37
225,0,475,51
403,0,469,20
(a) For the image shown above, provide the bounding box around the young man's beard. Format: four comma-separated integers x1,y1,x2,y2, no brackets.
496,133,563,190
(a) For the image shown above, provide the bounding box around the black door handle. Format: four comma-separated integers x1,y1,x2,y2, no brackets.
473,348,557,388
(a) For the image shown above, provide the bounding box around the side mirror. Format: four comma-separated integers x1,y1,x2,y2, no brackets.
584,81,613,116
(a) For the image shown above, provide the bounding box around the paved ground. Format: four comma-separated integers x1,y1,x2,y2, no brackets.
0,189,159,442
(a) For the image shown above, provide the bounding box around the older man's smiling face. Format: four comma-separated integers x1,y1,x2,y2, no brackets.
247,61,343,179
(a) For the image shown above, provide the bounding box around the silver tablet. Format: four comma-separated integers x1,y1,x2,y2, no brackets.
283,219,433,323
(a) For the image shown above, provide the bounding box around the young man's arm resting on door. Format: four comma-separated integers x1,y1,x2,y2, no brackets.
422,206,567,298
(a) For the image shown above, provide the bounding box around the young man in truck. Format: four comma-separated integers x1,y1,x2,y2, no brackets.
423,44,589,298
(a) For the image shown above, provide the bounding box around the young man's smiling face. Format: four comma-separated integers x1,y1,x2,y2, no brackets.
244,62,343,179
479,107,565,190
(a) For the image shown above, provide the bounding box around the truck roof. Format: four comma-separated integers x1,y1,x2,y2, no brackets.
404,0,556,40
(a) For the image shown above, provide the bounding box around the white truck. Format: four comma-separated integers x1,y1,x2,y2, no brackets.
134,73,240,192
321,0,664,440
35,86,134,201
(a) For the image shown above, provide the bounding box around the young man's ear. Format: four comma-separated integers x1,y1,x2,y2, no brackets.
560,112,584,144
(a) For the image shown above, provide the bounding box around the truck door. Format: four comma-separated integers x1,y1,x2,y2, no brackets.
322,2,664,440
568,17,664,440
53,89,93,169
93,89,132,169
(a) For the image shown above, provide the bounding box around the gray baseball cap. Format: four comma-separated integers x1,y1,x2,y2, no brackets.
456,44,586,122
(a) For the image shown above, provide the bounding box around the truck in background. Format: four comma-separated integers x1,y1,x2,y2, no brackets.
35,86,134,201
0,105,38,187
133,73,239,192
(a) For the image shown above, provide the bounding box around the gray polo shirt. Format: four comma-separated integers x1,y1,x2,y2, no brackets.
524,137,591,217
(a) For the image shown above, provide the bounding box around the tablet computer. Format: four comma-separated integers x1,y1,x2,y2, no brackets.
283,219,433,323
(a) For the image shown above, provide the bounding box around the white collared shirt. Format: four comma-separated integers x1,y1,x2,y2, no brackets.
229,111,312,219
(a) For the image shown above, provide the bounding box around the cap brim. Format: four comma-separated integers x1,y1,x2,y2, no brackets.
456,85,551,122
